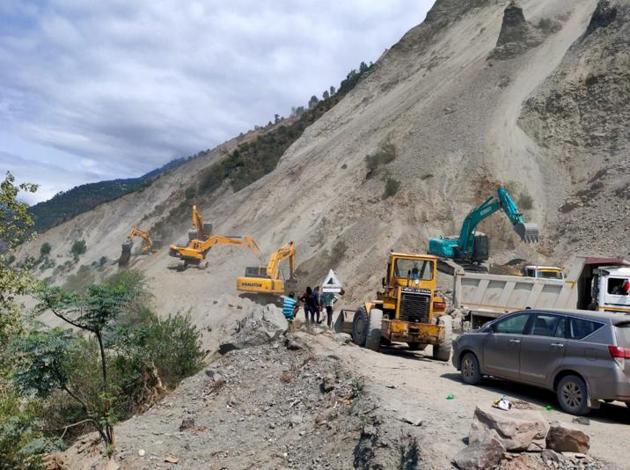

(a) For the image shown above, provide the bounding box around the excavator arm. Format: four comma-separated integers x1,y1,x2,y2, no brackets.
428,186,538,263
236,241,297,295
265,241,296,279
129,226,153,253
169,234,262,267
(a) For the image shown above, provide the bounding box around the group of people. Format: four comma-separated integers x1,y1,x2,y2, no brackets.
282,285,343,331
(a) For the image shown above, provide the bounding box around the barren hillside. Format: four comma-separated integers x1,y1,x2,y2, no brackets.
19,0,629,321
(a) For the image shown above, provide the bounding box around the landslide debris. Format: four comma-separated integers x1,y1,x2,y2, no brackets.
49,308,433,469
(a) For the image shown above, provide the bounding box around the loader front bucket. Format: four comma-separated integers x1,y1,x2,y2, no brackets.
514,222,539,243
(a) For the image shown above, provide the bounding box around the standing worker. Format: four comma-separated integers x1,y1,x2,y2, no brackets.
300,286,317,325
281,292,299,332
313,286,322,324
321,288,344,329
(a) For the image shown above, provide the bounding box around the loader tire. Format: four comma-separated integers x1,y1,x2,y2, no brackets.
365,308,383,351
352,307,369,347
433,315,453,362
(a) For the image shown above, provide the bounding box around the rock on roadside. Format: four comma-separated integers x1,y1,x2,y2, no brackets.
454,430,505,470
546,422,590,453
469,406,549,452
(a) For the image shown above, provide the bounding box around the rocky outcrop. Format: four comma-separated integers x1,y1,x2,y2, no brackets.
490,2,543,59
469,406,549,452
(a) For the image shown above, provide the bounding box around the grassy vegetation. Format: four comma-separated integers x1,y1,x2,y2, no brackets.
197,61,374,196
383,177,401,199
365,140,397,177
1,270,205,466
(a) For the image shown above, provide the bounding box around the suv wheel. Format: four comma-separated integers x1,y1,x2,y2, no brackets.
557,375,590,416
460,352,482,385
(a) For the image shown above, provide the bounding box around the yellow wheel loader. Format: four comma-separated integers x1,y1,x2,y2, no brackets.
337,251,452,361
236,241,298,296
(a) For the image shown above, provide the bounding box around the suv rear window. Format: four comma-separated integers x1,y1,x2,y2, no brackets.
615,323,630,347
567,317,604,340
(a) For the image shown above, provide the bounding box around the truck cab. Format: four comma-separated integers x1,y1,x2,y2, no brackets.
592,266,630,313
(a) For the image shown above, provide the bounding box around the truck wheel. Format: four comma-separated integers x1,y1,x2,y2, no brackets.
352,307,369,347
433,315,453,362
407,342,426,351
365,308,383,351
557,375,590,416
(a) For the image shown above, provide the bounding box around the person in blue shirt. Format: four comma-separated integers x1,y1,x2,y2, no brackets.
281,292,298,332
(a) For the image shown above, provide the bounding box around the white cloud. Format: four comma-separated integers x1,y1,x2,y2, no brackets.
0,0,435,202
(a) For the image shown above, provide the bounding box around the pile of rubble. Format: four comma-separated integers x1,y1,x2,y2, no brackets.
454,405,609,470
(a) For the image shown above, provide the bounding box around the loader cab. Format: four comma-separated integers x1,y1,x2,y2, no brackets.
384,253,437,289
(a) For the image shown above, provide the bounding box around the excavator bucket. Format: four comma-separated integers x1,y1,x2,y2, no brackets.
514,222,539,243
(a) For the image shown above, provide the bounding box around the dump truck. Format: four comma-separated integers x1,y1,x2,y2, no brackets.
337,251,452,361
440,256,630,328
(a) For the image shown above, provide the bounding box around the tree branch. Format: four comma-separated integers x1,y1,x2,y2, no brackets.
61,383,90,414
58,418,99,440
48,305,92,332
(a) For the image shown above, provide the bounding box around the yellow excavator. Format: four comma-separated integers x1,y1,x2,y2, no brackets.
119,225,156,267
169,234,262,269
236,241,298,296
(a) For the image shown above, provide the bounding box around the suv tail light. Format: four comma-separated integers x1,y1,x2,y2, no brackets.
608,346,630,367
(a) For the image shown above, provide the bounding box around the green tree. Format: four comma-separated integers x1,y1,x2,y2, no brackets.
40,242,51,257
0,172,37,310
34,282,138,454
70,239,87,259
308,95,319,109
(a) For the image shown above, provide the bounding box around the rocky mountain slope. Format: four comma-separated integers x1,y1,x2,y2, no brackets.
18,0,629,321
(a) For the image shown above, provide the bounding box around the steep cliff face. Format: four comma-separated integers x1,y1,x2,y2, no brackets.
22,0,630,321
519,0,630,257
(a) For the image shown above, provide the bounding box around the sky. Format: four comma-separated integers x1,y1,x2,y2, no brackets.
0,0,435,204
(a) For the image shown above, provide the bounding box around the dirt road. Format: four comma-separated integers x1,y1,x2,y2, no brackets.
310,334,630,469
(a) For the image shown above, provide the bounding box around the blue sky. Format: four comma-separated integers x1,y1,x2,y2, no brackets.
0,0,434,204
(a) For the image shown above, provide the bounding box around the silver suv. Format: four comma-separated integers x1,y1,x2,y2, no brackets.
452,309,630,415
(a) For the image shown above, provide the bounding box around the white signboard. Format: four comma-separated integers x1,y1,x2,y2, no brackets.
321,269,343,293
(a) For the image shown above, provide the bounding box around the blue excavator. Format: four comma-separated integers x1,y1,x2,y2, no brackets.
428,186,539,265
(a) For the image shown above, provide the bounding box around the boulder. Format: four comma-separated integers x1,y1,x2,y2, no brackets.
454,430,505,470
469,405,549,451
546,423,590,454
219,309,284,354
334,333,353,344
